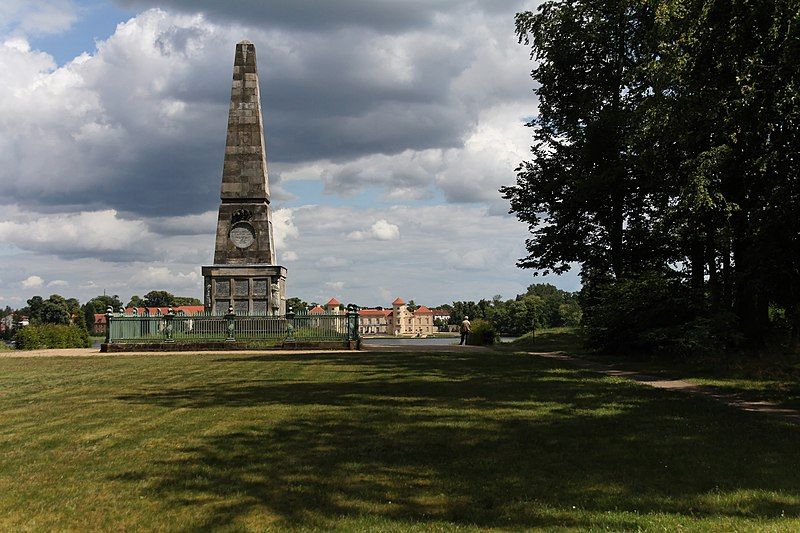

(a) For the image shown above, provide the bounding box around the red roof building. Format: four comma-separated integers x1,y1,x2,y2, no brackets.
124,306,206,316
92,306,207,334
356,298,438,336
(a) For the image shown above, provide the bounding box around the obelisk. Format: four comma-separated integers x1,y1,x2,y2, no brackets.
202,40,286,316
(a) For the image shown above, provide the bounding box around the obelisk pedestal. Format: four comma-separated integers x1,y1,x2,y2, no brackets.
202,40,286,315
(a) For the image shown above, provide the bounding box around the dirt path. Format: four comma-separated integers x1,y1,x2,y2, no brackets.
531,351,800,425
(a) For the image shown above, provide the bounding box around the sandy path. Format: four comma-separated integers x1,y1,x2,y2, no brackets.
0,344,485,358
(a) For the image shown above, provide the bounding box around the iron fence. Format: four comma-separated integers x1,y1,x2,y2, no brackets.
105,306,360,345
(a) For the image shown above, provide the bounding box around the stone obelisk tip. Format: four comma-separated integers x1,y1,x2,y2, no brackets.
234,39,256,68
222,40,267,201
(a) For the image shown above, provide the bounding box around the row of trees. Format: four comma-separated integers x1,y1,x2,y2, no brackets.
502,0,800,354
2,291,202,339
282,286,579,336
443,284,581,336
285,298,352,313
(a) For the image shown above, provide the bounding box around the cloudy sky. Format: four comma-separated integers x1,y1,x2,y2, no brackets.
0,0,578,308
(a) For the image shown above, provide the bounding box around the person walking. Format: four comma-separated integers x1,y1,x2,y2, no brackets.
459,315,471,345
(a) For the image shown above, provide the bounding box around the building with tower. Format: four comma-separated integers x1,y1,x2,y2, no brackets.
340,297,449,336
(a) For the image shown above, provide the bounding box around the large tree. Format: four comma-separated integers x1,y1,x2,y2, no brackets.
87,295,123,313
501,1,659,280
505,0,800,351
142,291,175,307
649,0,800,346
27,294,73,325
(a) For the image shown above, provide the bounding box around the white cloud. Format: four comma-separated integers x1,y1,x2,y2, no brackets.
288,101,531,206
146,210,217,236
130,266,201,289
319,256,349,268
0,209,155,259
281,250,298,262
21,275,44,288
0,0,78,37
435,102,531,204
445,248,494,270
0,202,579,307
325,281,345,291
272,208,298,249
47,279,68,287
371,220,400,240
347,219,400,241
377,287,392,301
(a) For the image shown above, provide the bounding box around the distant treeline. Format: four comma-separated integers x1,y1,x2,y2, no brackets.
441,284,580,336
2,291,202,346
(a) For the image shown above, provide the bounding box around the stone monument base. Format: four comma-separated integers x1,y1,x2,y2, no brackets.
202,264,286,315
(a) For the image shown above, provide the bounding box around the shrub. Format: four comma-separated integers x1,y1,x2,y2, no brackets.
14,324,90,350
466,319,498,346
558,301,582,327
581,272,739,357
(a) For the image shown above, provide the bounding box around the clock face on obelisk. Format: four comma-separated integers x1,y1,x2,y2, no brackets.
229,223,255,249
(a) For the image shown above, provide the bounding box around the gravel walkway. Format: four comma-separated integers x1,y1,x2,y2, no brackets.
0,344,485,358
0,347,358,358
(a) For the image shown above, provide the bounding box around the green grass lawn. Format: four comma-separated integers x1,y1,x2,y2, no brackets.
1,350,799,531
513,328,800,411
505,327,585,353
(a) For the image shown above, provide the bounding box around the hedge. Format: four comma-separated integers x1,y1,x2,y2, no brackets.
14,324,90,350
466,319,499,346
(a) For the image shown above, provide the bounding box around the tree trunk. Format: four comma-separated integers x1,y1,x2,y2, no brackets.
731,217,766,349
721,229,732,311
706,226,721,311
690,236,705,311
789,303,800,354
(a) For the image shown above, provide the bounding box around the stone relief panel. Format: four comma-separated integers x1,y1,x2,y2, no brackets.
253,300,268,315
234,300,249,315
216,280,231,298
214,300,230,315
253,279,268,297
234,279,249,297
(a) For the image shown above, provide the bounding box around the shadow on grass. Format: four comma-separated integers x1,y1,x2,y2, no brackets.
114,350,800,529
504,329,585,354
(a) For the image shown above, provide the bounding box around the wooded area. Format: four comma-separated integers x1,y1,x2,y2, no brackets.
502,0,800,355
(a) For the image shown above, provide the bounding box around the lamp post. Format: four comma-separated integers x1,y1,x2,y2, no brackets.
164,306,175,343
105,306,113,344
225,305,236,341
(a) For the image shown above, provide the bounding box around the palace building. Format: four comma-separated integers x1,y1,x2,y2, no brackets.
355,297,450,336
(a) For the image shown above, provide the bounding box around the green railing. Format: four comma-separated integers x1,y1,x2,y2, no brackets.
104,305,360,345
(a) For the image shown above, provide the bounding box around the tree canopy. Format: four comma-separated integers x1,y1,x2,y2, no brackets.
503,0,800,353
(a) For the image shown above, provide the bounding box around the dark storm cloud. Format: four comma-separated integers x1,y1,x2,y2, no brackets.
115,0,512,32
0,1,533,219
